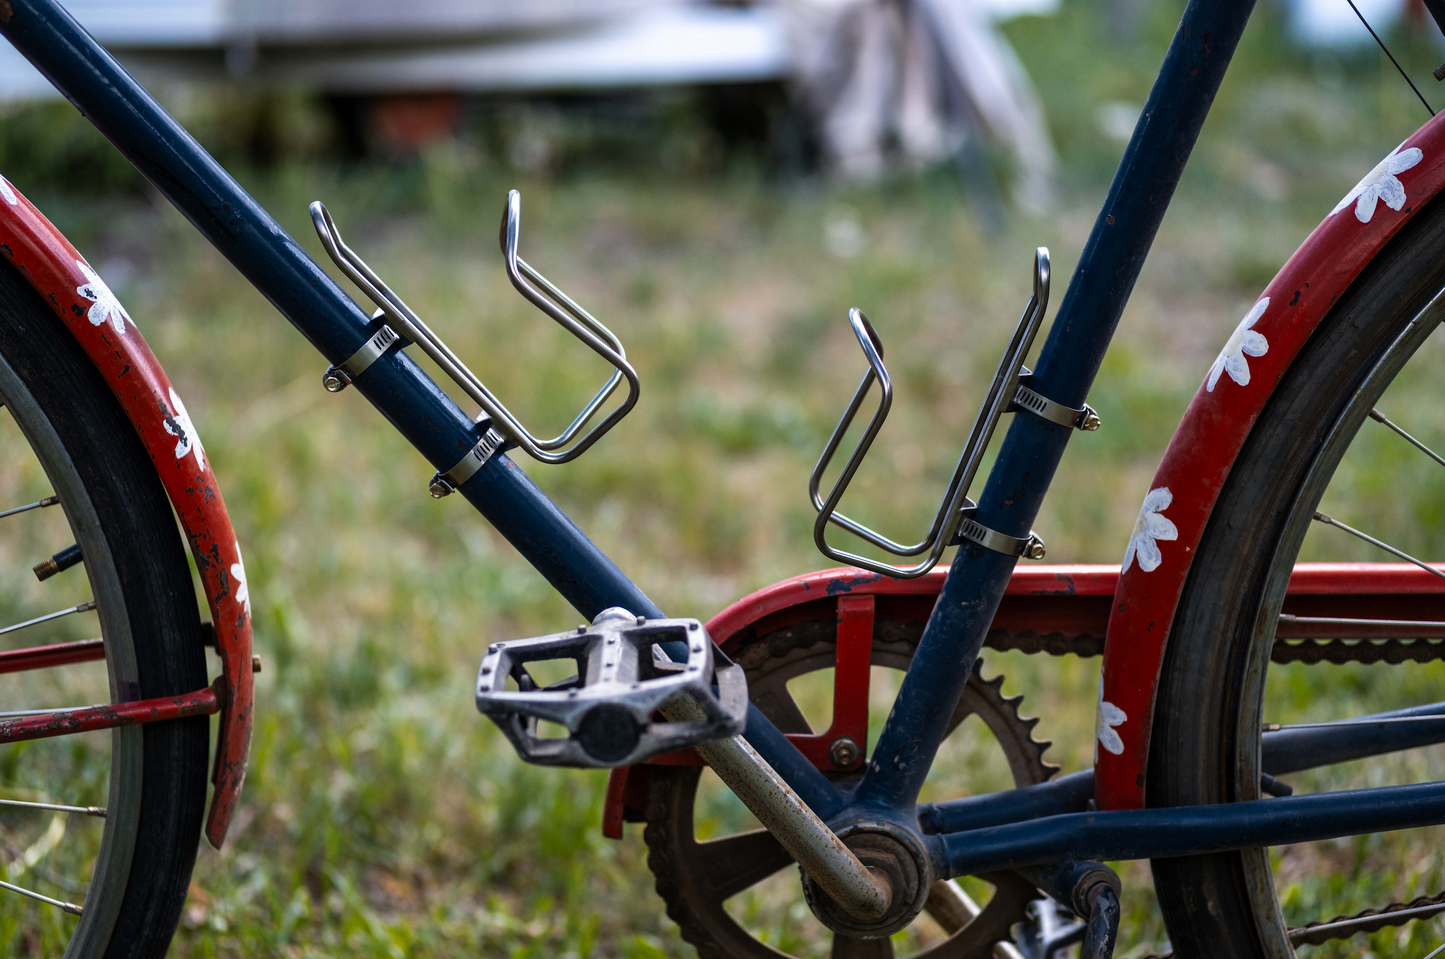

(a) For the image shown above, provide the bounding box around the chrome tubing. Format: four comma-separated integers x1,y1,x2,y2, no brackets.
658,693,893,922
310,191,640,464
810,248,1050,578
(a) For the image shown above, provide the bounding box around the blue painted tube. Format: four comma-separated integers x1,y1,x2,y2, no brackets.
853,0,1258,814
0,0,838,806
942,779,1445,875
919,771,1095,835
1261,701,1445,776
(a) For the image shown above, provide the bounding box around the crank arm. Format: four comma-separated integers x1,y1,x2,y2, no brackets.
658,693,894,922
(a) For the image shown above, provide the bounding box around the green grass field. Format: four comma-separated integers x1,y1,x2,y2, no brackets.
2,0,1445,954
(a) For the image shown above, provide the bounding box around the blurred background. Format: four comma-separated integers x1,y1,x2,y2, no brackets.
3,0,1445,955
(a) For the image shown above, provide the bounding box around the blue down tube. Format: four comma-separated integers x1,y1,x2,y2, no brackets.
0,0,840,813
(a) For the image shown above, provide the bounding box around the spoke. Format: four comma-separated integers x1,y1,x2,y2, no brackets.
0,600,97,639
694,829,795,902
1289,899,1445,946
749,681,814,735
0,705,103,718
0,495,58,521
1265,714,1445,731
1426,942,1445,959
831,932,893,958
925,878,980,934
1312,512,1445,582
1277,614,1445,638
0,798,104,817
1371,408,1445,469
0,877,81,915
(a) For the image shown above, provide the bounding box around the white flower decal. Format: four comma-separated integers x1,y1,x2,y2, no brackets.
1096,687,1127,758
162,387,206,472
1123,487,1177,574
0,175,15,205
75,259,131,335
1332,143,1423,223
231,543,250,618
1207,297,1270,392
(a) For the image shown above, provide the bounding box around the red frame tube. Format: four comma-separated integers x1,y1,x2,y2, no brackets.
0,686,219,744
0,638,105,674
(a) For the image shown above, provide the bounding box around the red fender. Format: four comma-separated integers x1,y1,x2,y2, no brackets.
0,175,251,848
1096,113,1445,810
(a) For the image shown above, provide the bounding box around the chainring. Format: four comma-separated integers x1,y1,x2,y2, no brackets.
643,620,1056,959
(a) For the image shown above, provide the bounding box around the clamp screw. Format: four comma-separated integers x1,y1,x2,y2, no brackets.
1079,407,1102,431
826,736,855,768
429,473,454,498
1022,533,1047,561
322,366,351,393
829,736,861,768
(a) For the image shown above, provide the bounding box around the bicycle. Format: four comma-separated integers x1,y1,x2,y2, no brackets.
1,0,1445,955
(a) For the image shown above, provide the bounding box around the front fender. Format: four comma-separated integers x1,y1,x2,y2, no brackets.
0,174,252,847
1096,112,1445,810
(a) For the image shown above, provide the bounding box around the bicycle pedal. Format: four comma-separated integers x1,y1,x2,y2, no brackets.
475,607,747,768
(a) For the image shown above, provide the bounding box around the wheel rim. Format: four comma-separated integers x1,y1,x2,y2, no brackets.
0,349,143,957
1236,289,1445,955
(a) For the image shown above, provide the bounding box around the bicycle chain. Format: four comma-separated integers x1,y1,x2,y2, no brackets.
985,630,1445,665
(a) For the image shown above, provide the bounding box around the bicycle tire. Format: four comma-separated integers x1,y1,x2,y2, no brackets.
0,256,208,958
1146,189,1445,956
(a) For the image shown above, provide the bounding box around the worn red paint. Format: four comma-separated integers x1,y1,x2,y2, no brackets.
0,637,105,674
1098,115,1445,810
785,593,873,770
0,686,219,743
0,183,252,847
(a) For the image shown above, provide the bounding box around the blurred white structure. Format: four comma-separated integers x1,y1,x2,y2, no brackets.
0,0,1057,202
783,0,1055,207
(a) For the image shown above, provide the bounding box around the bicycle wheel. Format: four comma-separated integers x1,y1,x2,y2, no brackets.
1148,189,1445,956
0,257,209,958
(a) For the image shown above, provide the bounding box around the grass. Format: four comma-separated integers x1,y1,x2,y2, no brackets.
2,0,1445,954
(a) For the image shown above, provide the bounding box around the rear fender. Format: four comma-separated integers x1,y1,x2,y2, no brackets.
1097,113,1445,810
0,174,252,848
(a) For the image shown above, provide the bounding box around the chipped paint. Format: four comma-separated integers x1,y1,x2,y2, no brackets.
0,180,252,847
1097,112,1445,811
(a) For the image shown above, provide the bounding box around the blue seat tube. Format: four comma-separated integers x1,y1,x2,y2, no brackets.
853,0,1259,813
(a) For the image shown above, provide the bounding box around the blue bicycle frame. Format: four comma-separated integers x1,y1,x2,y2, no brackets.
6,0,1445,891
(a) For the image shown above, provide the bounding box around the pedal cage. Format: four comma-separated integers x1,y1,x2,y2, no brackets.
475,608,747,768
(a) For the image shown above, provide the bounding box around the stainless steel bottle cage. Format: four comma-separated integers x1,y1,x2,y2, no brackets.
811,248,1097,578
475,608,748,768
310,189,640,464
